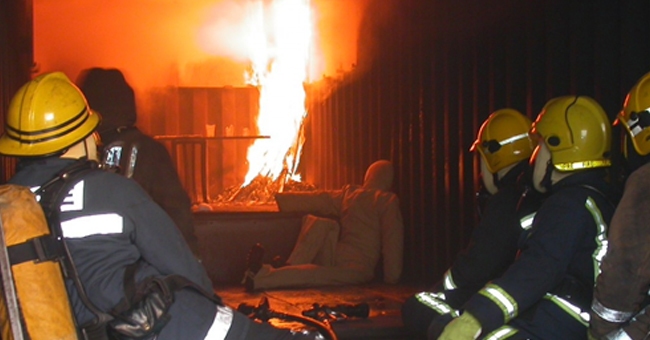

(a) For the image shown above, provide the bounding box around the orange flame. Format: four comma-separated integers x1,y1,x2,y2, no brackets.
242,0,313,186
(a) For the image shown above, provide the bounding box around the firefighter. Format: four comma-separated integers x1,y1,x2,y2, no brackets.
76,67,200,257
0,71,317,339
438,96,617,339
589,71,650,340
400,108,541,339
243,159,404,291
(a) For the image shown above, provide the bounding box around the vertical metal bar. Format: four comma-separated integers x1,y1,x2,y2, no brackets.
0,219,25,340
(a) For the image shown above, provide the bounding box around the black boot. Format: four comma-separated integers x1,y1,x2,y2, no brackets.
242,243,265,292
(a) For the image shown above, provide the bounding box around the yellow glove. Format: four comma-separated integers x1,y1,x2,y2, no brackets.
437,312,482,340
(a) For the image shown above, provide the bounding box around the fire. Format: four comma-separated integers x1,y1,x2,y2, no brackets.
242,0,313,187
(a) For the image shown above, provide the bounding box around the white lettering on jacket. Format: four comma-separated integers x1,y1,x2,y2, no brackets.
61,180,84,212
30,180,85,211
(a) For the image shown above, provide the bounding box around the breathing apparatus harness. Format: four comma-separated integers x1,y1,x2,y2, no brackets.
29,160,221,340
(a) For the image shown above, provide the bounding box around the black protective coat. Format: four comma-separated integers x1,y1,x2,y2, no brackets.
401,161,539,338
464,169,616,339
10,158,215,340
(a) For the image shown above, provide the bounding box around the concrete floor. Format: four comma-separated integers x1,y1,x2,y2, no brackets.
196,210,424,339
215,282,423,340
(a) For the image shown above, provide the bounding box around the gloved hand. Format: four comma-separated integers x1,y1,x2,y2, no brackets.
436,312,481,340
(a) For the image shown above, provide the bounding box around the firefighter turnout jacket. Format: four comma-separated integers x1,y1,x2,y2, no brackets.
434,162,538,300
464,169,616,339
402,161,541,338
9,157,216,340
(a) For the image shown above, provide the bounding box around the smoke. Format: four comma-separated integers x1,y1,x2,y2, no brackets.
196,0,261,61
195,0,373,82
33,0,373,133
34,0,218,88
310,0,371,80
34,0,370,87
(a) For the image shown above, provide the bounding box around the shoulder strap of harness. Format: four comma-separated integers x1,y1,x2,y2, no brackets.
579,184,617,210
35,160,115,338
6,161,99,266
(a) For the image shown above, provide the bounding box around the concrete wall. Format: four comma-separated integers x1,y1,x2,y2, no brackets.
194,211,303,286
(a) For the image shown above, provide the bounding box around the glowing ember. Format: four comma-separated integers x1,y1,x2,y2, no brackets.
242,0,313,187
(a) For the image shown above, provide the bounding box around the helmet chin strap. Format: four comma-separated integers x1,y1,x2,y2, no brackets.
541,161,554,192
82,139,89,159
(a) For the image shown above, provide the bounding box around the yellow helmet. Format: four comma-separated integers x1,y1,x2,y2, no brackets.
470,108,535,173
617,71,650,156
0,72,100,157
530,95,611,171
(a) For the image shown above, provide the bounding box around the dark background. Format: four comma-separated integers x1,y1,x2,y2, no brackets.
2,0,650,286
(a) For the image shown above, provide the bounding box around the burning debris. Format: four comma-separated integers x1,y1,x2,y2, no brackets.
213,174,316,206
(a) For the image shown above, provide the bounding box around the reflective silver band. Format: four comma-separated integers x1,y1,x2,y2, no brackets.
483,325,519,340
519,212,535,230
415,292,459,317
443,269,457,290
204,305,234,340
585,197,608,280
499,133,529,146
604,328,633,340
479,284,518,322
591,299,634,323
545,293,590,326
